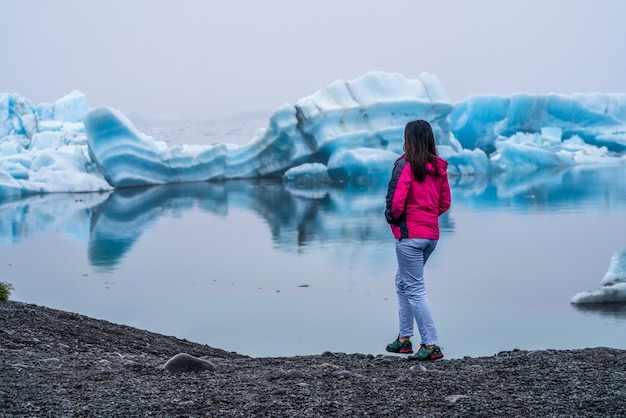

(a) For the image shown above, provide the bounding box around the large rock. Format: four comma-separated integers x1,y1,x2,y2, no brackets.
162,353,216,373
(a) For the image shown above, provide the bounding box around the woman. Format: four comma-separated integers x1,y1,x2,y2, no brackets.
384,119,451,361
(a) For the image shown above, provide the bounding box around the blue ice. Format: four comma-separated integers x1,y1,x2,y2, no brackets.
1,71,626,197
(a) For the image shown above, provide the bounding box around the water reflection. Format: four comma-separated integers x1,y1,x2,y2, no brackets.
85,180,403,268
571,303,626,319
451,164,626,212
1,165,625,272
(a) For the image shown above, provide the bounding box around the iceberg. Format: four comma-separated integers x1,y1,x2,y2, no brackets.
0,90,111,196
1,71,626,196
571,248,626,304
450,93,626,154
283,163,331,187
83,71,458,188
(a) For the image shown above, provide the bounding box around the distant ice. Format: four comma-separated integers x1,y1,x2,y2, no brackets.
2,71,626,197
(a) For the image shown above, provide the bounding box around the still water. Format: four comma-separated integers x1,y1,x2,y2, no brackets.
1,164,626,359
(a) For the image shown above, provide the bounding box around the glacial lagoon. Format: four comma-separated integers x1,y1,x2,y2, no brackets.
1,164,625,359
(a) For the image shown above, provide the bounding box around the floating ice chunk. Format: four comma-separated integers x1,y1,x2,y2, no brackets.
570,283,626,304
27,146,112,193
38,120,63,132
0,138,21,156
63,122,85,134
296,71,459,157
444,148,491,176
571,248,626,304
596,132,626,149
492,136,575,169
2,95,37,138
451,93,626,153
19,112,37,139
53,90,89,123
540,127,562,144
30,131,64,151
327,148,398,184
283,163,331,186
35,102,54,120
488,129,622,171
0,165,22,196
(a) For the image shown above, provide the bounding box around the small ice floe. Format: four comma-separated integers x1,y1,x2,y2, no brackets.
571,248,626,305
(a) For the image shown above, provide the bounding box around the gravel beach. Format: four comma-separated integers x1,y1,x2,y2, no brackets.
1,300,625,417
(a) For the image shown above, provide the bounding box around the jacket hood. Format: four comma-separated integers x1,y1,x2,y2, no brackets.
427,156,448,176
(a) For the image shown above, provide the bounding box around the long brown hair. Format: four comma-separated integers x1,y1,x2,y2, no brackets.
403,120,439,182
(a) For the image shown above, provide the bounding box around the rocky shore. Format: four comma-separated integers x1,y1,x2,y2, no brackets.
1,301,625,417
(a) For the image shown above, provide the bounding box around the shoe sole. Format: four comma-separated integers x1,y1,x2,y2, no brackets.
385,348,414,354
407,352,444,361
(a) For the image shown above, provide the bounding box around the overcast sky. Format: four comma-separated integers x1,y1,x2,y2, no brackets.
2,0,625,118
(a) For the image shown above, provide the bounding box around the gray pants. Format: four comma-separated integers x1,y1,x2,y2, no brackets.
395,238,439,346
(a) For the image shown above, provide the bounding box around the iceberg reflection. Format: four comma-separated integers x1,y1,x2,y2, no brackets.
1,165,625,273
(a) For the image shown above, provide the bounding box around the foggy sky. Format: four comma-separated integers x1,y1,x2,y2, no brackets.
2,0,625,118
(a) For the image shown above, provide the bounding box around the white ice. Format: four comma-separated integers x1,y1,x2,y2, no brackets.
571,249,626,304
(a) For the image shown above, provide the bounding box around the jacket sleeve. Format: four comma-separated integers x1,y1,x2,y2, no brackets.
385,158,409,224
438,173,451,215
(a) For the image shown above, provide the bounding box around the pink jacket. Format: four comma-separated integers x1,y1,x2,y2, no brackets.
384,155,451,240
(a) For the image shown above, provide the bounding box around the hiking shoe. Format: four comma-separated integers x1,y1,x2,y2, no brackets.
408,344,443,361
386,338,413,354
